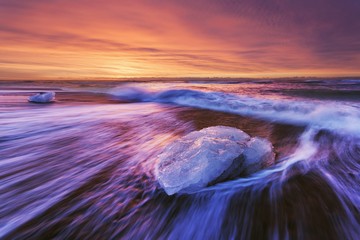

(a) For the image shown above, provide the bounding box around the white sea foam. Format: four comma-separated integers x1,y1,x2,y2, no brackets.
110,87,360,136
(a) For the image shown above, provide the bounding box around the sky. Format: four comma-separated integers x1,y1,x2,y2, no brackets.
0,0,359,80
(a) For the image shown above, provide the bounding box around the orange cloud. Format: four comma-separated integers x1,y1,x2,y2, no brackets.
0,0,359,80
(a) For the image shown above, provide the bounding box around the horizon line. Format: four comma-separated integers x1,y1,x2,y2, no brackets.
1,76,360,82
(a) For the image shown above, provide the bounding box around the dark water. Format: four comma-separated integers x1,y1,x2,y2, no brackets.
1,79,360,239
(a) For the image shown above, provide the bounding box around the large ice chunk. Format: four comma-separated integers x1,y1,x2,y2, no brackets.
28,92,55,103
155,126,275,195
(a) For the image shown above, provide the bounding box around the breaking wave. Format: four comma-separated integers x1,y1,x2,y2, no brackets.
1,82,360,239
109,86,360,136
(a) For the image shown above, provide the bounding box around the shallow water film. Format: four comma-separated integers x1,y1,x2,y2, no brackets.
1,79,360,239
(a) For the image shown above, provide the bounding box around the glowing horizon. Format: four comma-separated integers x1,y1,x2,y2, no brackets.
1,0,359,80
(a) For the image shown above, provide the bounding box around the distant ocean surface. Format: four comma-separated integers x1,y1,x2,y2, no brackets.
1,79,360,239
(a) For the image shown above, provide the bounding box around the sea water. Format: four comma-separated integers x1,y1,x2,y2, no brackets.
1,79,360,239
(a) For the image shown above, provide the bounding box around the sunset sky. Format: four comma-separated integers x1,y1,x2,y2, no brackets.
1,0,359,80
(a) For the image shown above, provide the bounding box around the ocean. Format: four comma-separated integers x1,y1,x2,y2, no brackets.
1,79,360,239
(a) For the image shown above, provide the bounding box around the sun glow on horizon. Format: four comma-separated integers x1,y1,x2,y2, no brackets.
0,0,359,80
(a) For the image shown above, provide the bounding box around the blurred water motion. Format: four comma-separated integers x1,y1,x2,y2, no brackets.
1,79,360,239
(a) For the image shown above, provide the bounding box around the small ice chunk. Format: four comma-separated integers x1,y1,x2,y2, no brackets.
28,92,55,103
155,126,275,195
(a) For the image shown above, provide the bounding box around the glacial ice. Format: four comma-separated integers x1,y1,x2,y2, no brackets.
28,92,55,103
155,126,275,195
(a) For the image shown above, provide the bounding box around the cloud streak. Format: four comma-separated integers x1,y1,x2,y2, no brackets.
0,0,359,79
